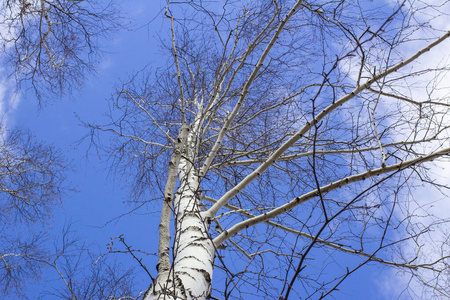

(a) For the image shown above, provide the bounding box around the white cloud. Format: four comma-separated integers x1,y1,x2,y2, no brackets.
0,1,21,130
372,0,450,298
335,1,450,297
0,69,21,131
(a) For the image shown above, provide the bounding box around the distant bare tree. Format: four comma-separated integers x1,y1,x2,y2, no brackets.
0,0,143,299
37,227,138,300
0,128,68,297
0,135,136,298
0,0,120,99
91,0,450,299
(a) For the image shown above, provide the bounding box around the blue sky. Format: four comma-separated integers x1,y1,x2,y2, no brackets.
2,0,449,299
3,1,164,297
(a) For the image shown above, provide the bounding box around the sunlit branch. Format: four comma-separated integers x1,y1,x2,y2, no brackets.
199,1,303,179
414,272,450,298
367,87,450,108
210,137,445,168
202,195,443,271
226,84,322,132
165,1,186,124
213,146,450,245
204,30,450,219
370,83,388,167
201,12,249,115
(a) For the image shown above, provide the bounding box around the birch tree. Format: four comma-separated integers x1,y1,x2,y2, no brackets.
0,0,119,100
0,1,120,297
0,128,69,297
92,0,450,299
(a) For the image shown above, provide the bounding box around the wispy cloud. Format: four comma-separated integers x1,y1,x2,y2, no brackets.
0,2,21,130
0,69,21,131
377,0,450,298
335,0,450,297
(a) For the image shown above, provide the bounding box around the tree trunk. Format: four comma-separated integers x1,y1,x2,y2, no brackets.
146,132,215,299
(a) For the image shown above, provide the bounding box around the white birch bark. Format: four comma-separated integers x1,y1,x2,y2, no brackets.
145,173,214,299
145,117,214,300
